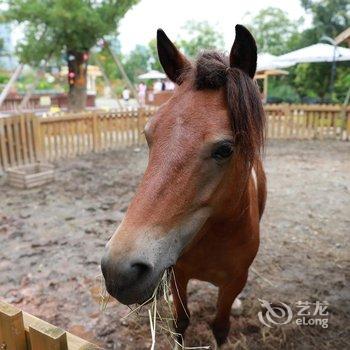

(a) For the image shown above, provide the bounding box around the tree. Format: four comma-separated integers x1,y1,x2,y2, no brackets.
179,21,224,58
247,7,303,102
1,0,139,110
247,7,302,55
293,0,350,101
301,0,350,43
248,2,350,102
94,37,123,82
148,38,162,71
123,44,150,82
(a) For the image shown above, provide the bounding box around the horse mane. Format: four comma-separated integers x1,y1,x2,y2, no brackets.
193,51,265,165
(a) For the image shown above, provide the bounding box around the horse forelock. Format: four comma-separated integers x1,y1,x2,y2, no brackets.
190,50,265,165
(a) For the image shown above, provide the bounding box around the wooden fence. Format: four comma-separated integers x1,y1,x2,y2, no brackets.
0,108,153,170
0,104,349,170
265,104,350,140
0,299,101,349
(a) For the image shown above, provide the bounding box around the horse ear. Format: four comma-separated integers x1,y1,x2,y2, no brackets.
229,25,257,79
157,29,191,84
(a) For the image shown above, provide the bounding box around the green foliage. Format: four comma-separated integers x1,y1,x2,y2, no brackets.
1,0,140,65
95,46,122,81
123,44,150,82
0,70,9,84
268,76,300,103
295,0,350,102
301,0,350,42
249,1,350,103
247,7,303,55
148,38,162,71
332,64,350,102
179,21,224,58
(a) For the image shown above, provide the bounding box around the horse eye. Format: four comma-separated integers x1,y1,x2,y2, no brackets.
211,142,234,161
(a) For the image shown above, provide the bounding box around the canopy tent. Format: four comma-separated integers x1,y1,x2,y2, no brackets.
257,53,295,72
256,53,293,101
276,43,350,64
137,70,166,80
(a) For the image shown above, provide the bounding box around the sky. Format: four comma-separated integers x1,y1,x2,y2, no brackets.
118,0,310,53
7,0,311,55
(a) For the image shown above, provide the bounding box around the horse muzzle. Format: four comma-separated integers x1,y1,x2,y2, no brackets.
101,253,166,305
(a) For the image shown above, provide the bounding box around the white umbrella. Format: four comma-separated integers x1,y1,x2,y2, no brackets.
137,70,166,80
257,52,295,72
277,43,350,64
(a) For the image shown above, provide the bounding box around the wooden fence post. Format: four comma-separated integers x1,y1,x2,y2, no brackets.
0,117,8,170
28,325,68,350
137,107,145,146
92,114,99,152
0,300,27,350
32,115,43,162
282,104,291,138
340,105,348,140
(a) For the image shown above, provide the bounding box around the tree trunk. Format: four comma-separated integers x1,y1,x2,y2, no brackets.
67,50,89,111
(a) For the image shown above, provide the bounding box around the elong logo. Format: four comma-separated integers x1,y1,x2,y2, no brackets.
257,299,329,328
258,299,293,327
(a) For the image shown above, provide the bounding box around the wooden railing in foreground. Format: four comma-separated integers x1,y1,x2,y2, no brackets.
0,104,349,170
0,299,101,349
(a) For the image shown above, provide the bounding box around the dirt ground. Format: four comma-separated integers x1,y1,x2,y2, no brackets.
0,140,349,349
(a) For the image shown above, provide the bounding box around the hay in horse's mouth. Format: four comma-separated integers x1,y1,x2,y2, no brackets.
99,268,209,350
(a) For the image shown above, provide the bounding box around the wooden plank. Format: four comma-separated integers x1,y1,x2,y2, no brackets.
13,117,22,165
19,115,28,164
76,120,80,155
26,117,35,163
116,113,121,147
289,107,294,138
0,118,9,169
0,300,27,350
92,114,99,152
63,120,69,158
5,117,16,166
53,121,59,159
122,114,127,147
136,109,142,145
278,111,283,138
269,113,275,138
56,121,62,159
32,116,43,162
23,312,101,350
319,111,324,139
103,116,107,150
28,325,68,350
79,119,85,154
105,115,110,150
68,120,74,158
307,111,313,139
314,111,320,139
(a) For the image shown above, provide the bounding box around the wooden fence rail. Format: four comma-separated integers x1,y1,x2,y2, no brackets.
0,104,349,170
0,299,101,349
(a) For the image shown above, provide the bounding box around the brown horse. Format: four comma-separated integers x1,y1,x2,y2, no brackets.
101,25,266,346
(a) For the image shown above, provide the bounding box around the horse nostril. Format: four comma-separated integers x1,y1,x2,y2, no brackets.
130,261,152,280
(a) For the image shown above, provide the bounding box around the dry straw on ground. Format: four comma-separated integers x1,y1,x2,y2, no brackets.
99,269,210,349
